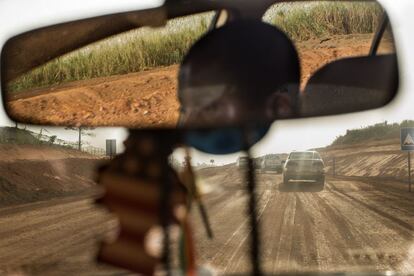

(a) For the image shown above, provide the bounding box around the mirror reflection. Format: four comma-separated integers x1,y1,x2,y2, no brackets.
2,2,397,128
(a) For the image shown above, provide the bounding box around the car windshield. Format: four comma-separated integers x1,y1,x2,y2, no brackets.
188,2,411,276
289,152,315,160
3,1,414,276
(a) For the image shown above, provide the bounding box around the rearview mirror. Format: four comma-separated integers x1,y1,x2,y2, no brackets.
1,2,399,129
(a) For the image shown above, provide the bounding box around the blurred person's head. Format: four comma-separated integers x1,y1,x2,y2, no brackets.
178,20,301,128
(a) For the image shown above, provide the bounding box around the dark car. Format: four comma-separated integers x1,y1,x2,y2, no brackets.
283,151,325,186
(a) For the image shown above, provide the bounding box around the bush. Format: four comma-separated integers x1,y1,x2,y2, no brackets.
267,2,382,41
331,121,414,146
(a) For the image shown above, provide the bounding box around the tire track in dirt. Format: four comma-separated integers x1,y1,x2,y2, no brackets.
208,189,272,273
328,182,414,236
329,176,414,202
323,180,413,272
302,191,359,270
197,173,414,274
0,208,113,263
192,189,248,264
279,192,325,272
15,215,114,265
193,167,257,268
221,179,277,273
0,198,118,275
2,170,413,274
260,188,289,272
0,202,97,240
307,186,389,271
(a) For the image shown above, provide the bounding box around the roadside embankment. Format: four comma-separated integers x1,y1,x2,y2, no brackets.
319,138,412,182
0,145,106,207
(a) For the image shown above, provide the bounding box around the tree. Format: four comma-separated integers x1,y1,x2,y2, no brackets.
49,135,57,145
210,159,215,166
37,127,50,144
65,127,95,151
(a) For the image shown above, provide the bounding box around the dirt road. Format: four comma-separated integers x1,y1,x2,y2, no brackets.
193,168,414,274
1,168,413,275
0,197,128,275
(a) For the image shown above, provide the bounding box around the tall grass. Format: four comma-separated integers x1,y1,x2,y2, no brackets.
8,3,383,93
265,2,383,41
8,13,212,93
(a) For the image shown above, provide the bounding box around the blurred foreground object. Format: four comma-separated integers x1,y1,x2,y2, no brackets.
96,130,184,275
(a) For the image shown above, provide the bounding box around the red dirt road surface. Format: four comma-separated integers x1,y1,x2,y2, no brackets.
0,197,127,275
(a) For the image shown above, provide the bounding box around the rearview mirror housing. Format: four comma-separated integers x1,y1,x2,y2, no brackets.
0,1,400,129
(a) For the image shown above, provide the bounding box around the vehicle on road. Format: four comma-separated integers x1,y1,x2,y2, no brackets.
236,156,249,168
261,155,283,173
283,151,325,186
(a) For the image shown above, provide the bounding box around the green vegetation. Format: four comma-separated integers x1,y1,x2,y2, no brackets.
332,121,414,146
9,3,383,93
8,13,212,93
266,2,383,41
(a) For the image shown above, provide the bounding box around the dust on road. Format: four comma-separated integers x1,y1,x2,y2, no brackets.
192,167,414,275
0,197,127,275
1,167,413,275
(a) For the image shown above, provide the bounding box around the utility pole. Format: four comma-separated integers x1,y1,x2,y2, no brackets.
409,152,412,192
78,127,82,151
401,128,414,192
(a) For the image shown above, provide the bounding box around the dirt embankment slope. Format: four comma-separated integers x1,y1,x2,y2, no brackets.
197,137,410,184
0,145,106,207
0,144,101,161
319,138,411,182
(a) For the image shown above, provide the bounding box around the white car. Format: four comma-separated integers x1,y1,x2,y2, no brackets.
283,151,325,186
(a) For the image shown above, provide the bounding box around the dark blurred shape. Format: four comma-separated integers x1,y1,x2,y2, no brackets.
184,127,269,154
301,54,399,117
96,130,185,275
178,19,301,128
